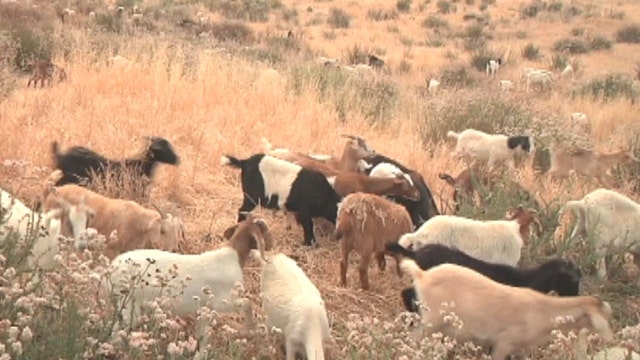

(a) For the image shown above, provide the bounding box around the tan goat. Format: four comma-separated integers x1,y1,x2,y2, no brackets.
42,184,185,259
401,261,613,360
548,143,638,186
334,192,414,290
27,60,67,88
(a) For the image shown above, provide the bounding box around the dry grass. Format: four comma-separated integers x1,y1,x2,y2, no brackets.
1,0,640,357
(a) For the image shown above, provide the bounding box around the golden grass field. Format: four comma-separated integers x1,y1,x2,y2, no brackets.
1,0,640,358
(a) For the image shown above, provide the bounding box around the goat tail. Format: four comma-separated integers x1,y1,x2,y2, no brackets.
446,131,459,140
438,173,456,186
332,218,349,241
220,155,243,169
400,258,423,280
385,243,416,259
51,141,61,165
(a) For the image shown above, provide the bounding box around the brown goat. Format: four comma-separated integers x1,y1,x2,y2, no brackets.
334,193,414,290
505,205,542,243
332,172,421,200
548,143,639,186
27,60,67,88
42,184,185,259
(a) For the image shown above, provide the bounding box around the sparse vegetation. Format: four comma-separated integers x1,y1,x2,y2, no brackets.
439,63,476,89
423,15,449,29
396,0,412,12
573,74,639,103
437,0,455,14
522,43,541,60
367,8,398,21
553,37,590,54
589,35,613,51
616,24,640,43
549,53,569,70
327,7,351,28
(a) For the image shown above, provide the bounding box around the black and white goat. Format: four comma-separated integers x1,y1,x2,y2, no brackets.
51,136,180,187
359,154,440,228
447,129,534,170
486,58,502,77
221,154,340,247
387,243,582,313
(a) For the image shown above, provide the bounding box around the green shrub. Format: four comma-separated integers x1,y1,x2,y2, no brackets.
549,53,568,70
396,0,412,12
570,27,584,36
521,43,541,60
616,24,640,43
437,0,454,14
343,43,368,65
423,15,449,29
327,7,351,28
214,0,280,22
367,9,398,21
520,1,541,18
572,74,639,102
209,21,255,44
589,35,613,51
552,37,590,54
439,63,475,88
470,49,495,72
547,1,563,12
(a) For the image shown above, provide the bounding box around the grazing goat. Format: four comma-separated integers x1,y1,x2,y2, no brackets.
447,129,534,169
400,261,613,360
561,64,575,79
334,193,413,290
42,184,186,259
221,154,340,247
368,54,385,69
486,58,502,77
439,167,538,213
388,243,581,313
561,188,640,281
398,206,538,266
499,80,514,92
27,60,67,88
526,70,555,92
108,214,272,351
317,56,340,67
263,135,375,173
548,143,637,186
258,253,330,360
51,136,180,188
360,153,440,228
428,78,440,95
1,188,92,271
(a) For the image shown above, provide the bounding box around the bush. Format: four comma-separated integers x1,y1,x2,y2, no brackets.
437,0,454,14
549,53,568,70
366,9,398,21
616,24,640,43
327,7,351,28
589,35,613,51
570,27,584,36
214,0,280,22
461,24,487,51
521,43,541,60
396,0,412,12
423,15,449,29
209,21,255,44
552,37,590,54
547,1,563,12
343,43,369,65
470,49,495,72
440,64,476,88
520,1,541,18
572,74,639,103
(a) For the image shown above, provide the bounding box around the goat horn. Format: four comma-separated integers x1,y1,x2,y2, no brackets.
151,203,167,219
340,134,359,140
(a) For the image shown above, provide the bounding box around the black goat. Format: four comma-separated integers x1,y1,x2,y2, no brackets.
368,54,385,69
51,136,180,187
387,243,582,313
361,153,439,228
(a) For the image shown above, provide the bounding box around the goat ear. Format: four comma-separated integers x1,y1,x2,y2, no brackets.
222,224,239,240
254,218,273,250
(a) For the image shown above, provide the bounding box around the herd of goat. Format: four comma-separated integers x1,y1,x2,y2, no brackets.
2,127,640,360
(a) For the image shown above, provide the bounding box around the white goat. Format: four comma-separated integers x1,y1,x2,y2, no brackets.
428,78,440,95
499,80,514,92
317,57,340,67
447,128,535,169
486,58,502,77
258,253,330,360
108,215,272,350
401,261,613,359
526,70,555,92
561,188,640,281
561,64,575,79
397,208,538,266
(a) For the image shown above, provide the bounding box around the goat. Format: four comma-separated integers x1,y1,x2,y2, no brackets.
368,54,385,69
548,143,638,186
27,60,67,88
561,64,575,79
526,70,555,92
400,261,613,359
50,136,180,188
499,80,514,92
334,193,413,290
360,153,440,228
317,57,340,67
108,214,272,352
486,58,502,77
221,154,340,247
561,188,640,281
398,206,538,266
428,78,440,95
388,243,581,314
447,129,534,170
258,253,330,360
42,184,186,259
